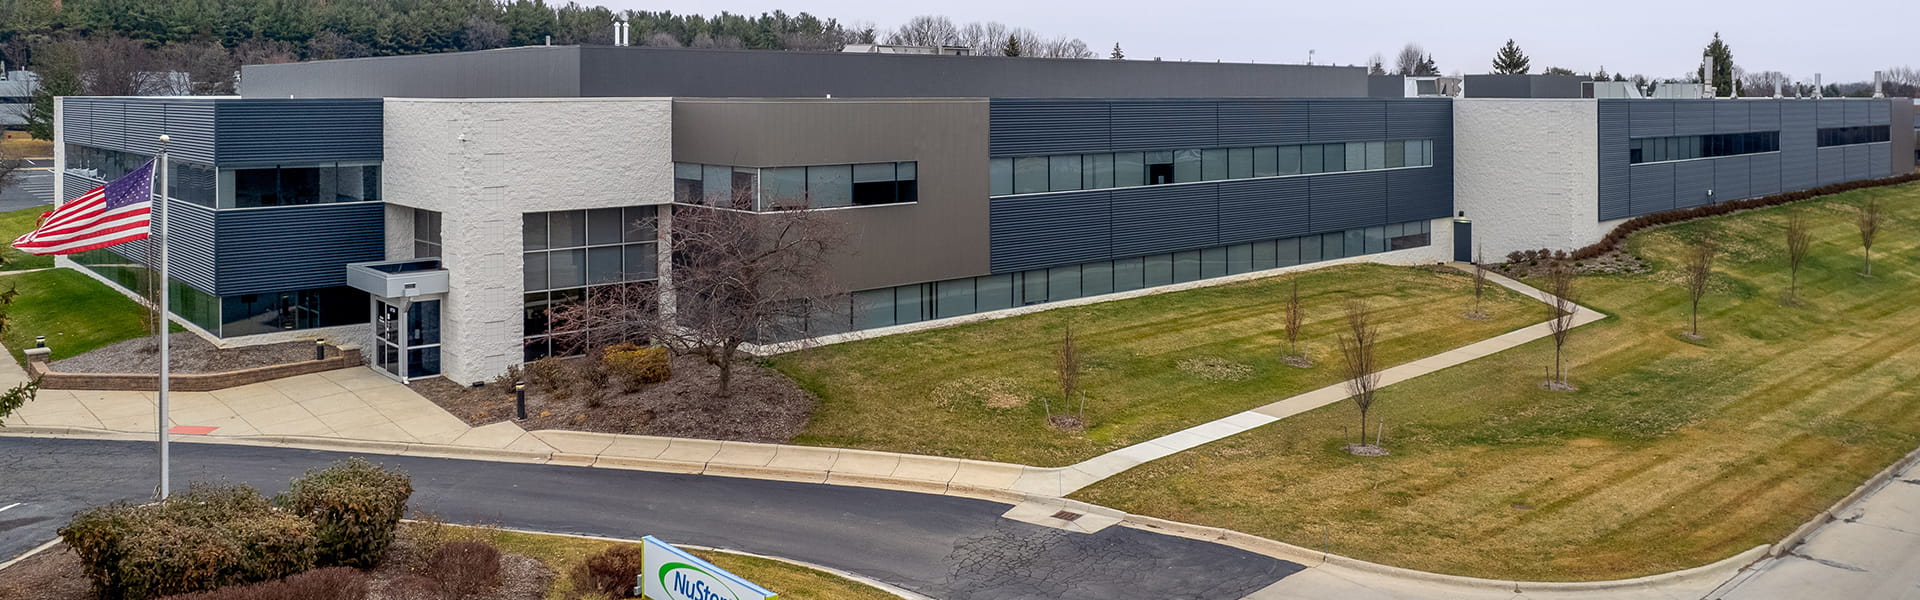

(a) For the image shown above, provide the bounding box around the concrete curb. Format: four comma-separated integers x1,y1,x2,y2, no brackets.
0,538,62,573
1767,443,1920,558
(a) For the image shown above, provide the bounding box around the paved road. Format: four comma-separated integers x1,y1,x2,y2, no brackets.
1715,459,1920,600
0,437,1301,599
1,160,52,212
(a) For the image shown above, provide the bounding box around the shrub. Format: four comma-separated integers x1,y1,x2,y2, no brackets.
160,567,368,600
1569,172,1920,262
568,543,646,598
603,343,672,389
412,541,503,600
279,458,413,569
1504,250,1525,264
525,356,571,391
60,484,317,600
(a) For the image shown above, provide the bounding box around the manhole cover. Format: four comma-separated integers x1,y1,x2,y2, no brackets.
1051,510,1083,522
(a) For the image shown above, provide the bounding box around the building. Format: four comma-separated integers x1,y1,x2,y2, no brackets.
0,67,37,127
50,46,1915,385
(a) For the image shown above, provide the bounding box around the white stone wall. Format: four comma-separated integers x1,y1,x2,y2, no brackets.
384,204,415,260
382,98,674,383
1454,99,1605,259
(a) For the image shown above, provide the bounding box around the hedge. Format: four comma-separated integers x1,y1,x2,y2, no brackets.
59,484,317,600
278,457,414,569
1568,172,1920,261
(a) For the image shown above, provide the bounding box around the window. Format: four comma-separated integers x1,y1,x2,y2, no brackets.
1817,125,1890,147
762,167,807,209
221,163,380,208
1083,153,1115,189
1253,146,1278,177
521,206,661,360
1202,148,1229,181
986,140,1437,196
853,162,900,205
413,209,443,258
681,161,916,209
989,158,1013,196
1114,152,1144,187
1174,149,1202,183
806,164,852,208
1630,131,1780,164
169,161,217,207
1015,157,1048,194
1048,155,1082,192
1322,144,1346,172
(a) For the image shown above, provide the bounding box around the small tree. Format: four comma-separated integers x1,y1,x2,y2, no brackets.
1856,197,1882,277
1469,245,1489,319
1281,276,1309,367
1001,34,1023,57
1683,236,1718,339
1337,300,1382,453
1109,43,1123,60
1052,316,1085,430
1491,39,1531,74
1545,262,1578,390
1784,210,1812,303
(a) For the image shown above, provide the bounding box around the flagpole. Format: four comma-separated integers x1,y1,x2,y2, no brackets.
155,135,171,501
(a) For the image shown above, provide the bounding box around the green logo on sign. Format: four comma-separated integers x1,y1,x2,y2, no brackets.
658,561,741,600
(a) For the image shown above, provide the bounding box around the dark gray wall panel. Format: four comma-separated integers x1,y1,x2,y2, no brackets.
1629,163,1675,215
61,99,218,164
213,203,385,296
1749,101,1779,130
1630,101,1674,137
1109,101,1217,151
60,173,95,202
1598,102,1631,220
1818,101,1847,127
215,99,383,166
1216,178,1310,244
1308,101,1386,143
1817,147,1847,186
1218,100,1310,147
95,202,220,296
1386,100,1451,140
1674,160,1714,208
1845,100,1868,124
1386,166,1449,224
1674,101,1714,136
1869,142,1891,178
1110,185,1218,257
988,100,1111,156
1749,153,1781,196
1712,156,1750,202
1781,102,1818,191
1845,144,1868,181
1307,172,1386,233
1869,100,1890,125
1713,102,1748,133
988,190,1113,273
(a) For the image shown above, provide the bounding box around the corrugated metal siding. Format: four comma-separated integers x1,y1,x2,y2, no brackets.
1598,101,1631,220
1110,184,1218,257
1749,101,1780,130
1385,100,1451,140
1780,102,1818,191
1844,99,1868,125
215,99,383,166
1218,100,1309,147
1868,99,1891,125
1749,153,1781,196
1109,101,1216,151
167,202,221,294
1674,160,1714,208
1629,163,1675,215
59,99,218,164
1817,147,1847,186
987,190,1113,273
213,203,385,295
1844,144,1868,181
1630,101,1674,137
1713,155,1750,202
1216,177,1310,244
1674,101,1715,136
1817,100,1847,128
1712,102,1748,133
988,100,1112,156
1868,142,1891,178
1308,100,1386,143
61,174,96,202
1307,172,1386,233
1386,166,1448,224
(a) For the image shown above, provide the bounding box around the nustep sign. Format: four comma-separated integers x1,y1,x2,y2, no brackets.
642,536,778,600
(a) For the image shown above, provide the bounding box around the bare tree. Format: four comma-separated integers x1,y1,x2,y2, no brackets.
1338,300,1382,453
1281,276,1309,367
1785,210,1812,304
1469,245,1489,319
884,15,960,47
1545,262,1578,390
0,154,19,193
642,32,683,48
546,201,847,396
232,36,298,66
1683,236,1718,339
1742,70,1791,96
1052,316,1085,430
958,21,1010,55
1857,197,1882,277
690,33,745,49
463,16,511,51
306,31,372,61
76,35,163,96
1394,44,1426,76
160,41,235,95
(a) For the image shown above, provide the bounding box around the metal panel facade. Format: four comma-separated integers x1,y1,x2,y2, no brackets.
1628,163,1675,215
1712,102,1748,133
1217,177,1310,244
1387,166,1449,224
1308,172,1388,232
1598,102,1631,219
1110,101,1217,151
988,100,1111,156
1817,147,1847,186
1674,101,1715,135
1712,155,1750,203
1673,160,1714,208
1110,185,1218,257
214,203,386,295
61,98,218,164
215,99,383,166
1307,100,1386,143
987,191,1113,274
1218,100,1309,147
1780,102,1818,191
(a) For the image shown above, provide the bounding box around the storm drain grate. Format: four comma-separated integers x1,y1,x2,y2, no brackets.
1051,510,1083,522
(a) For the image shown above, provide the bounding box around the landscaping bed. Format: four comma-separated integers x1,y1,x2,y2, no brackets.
777,263,1544,467
48,332,339,374
413,353,815,444
1072,181,1920,581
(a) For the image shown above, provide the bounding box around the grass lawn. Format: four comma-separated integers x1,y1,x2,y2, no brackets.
1,204,56,271
479,527,899,600
1,134,53,158
776,262,1542,466
1073,181,1920,581
1,268,154,365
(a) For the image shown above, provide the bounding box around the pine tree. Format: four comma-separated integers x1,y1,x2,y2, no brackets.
25,48,83,141
1490,39,1530,74
1698,32,1735,97
1002,34,1023,57
1109,43,1123,60
1416,53,1439,76
1594,66,1610,81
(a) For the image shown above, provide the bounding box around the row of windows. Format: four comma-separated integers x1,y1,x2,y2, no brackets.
523,283,655,362
846,220,1433,334
1817,125,1891,147
522,207,660,293
989,140,1436,197
674,162,919,211
70,249,367,337
65,145,384,210
1628,132,1780,165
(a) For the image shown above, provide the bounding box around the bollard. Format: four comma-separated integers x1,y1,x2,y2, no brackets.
313,339,326,361
35,335,46,348
515,381,528,420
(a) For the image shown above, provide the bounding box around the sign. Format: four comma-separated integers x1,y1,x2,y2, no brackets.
642,536,778,600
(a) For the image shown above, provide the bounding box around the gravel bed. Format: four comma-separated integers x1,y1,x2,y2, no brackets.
48,331,339,374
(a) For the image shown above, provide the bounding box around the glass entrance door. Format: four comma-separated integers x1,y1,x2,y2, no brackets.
373,300,403,378
371,298,443,382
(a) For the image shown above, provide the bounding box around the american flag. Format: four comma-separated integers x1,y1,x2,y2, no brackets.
11,159,157,256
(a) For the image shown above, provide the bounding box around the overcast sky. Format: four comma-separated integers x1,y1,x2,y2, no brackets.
601,0,1909,83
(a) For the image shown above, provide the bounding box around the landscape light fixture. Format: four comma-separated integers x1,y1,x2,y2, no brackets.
515,381,528,420
313,339,326,361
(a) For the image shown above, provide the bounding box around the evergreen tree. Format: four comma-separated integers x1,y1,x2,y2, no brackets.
25,46,82,141
1416,53,1438,76
1490,39,1529,74
1002,34,1022,57
1697,32,1735,97
1545,66,1576,76
1594,65,1610,81
1109,42,1122,60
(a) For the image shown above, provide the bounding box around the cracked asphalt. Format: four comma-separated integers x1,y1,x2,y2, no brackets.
0,437,1302,599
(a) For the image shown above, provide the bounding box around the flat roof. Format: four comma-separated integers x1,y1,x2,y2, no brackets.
239,45,1368,100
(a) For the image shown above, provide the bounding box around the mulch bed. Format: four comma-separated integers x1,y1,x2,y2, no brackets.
0,538,550,600
411,353,815,444
48,332,337,375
